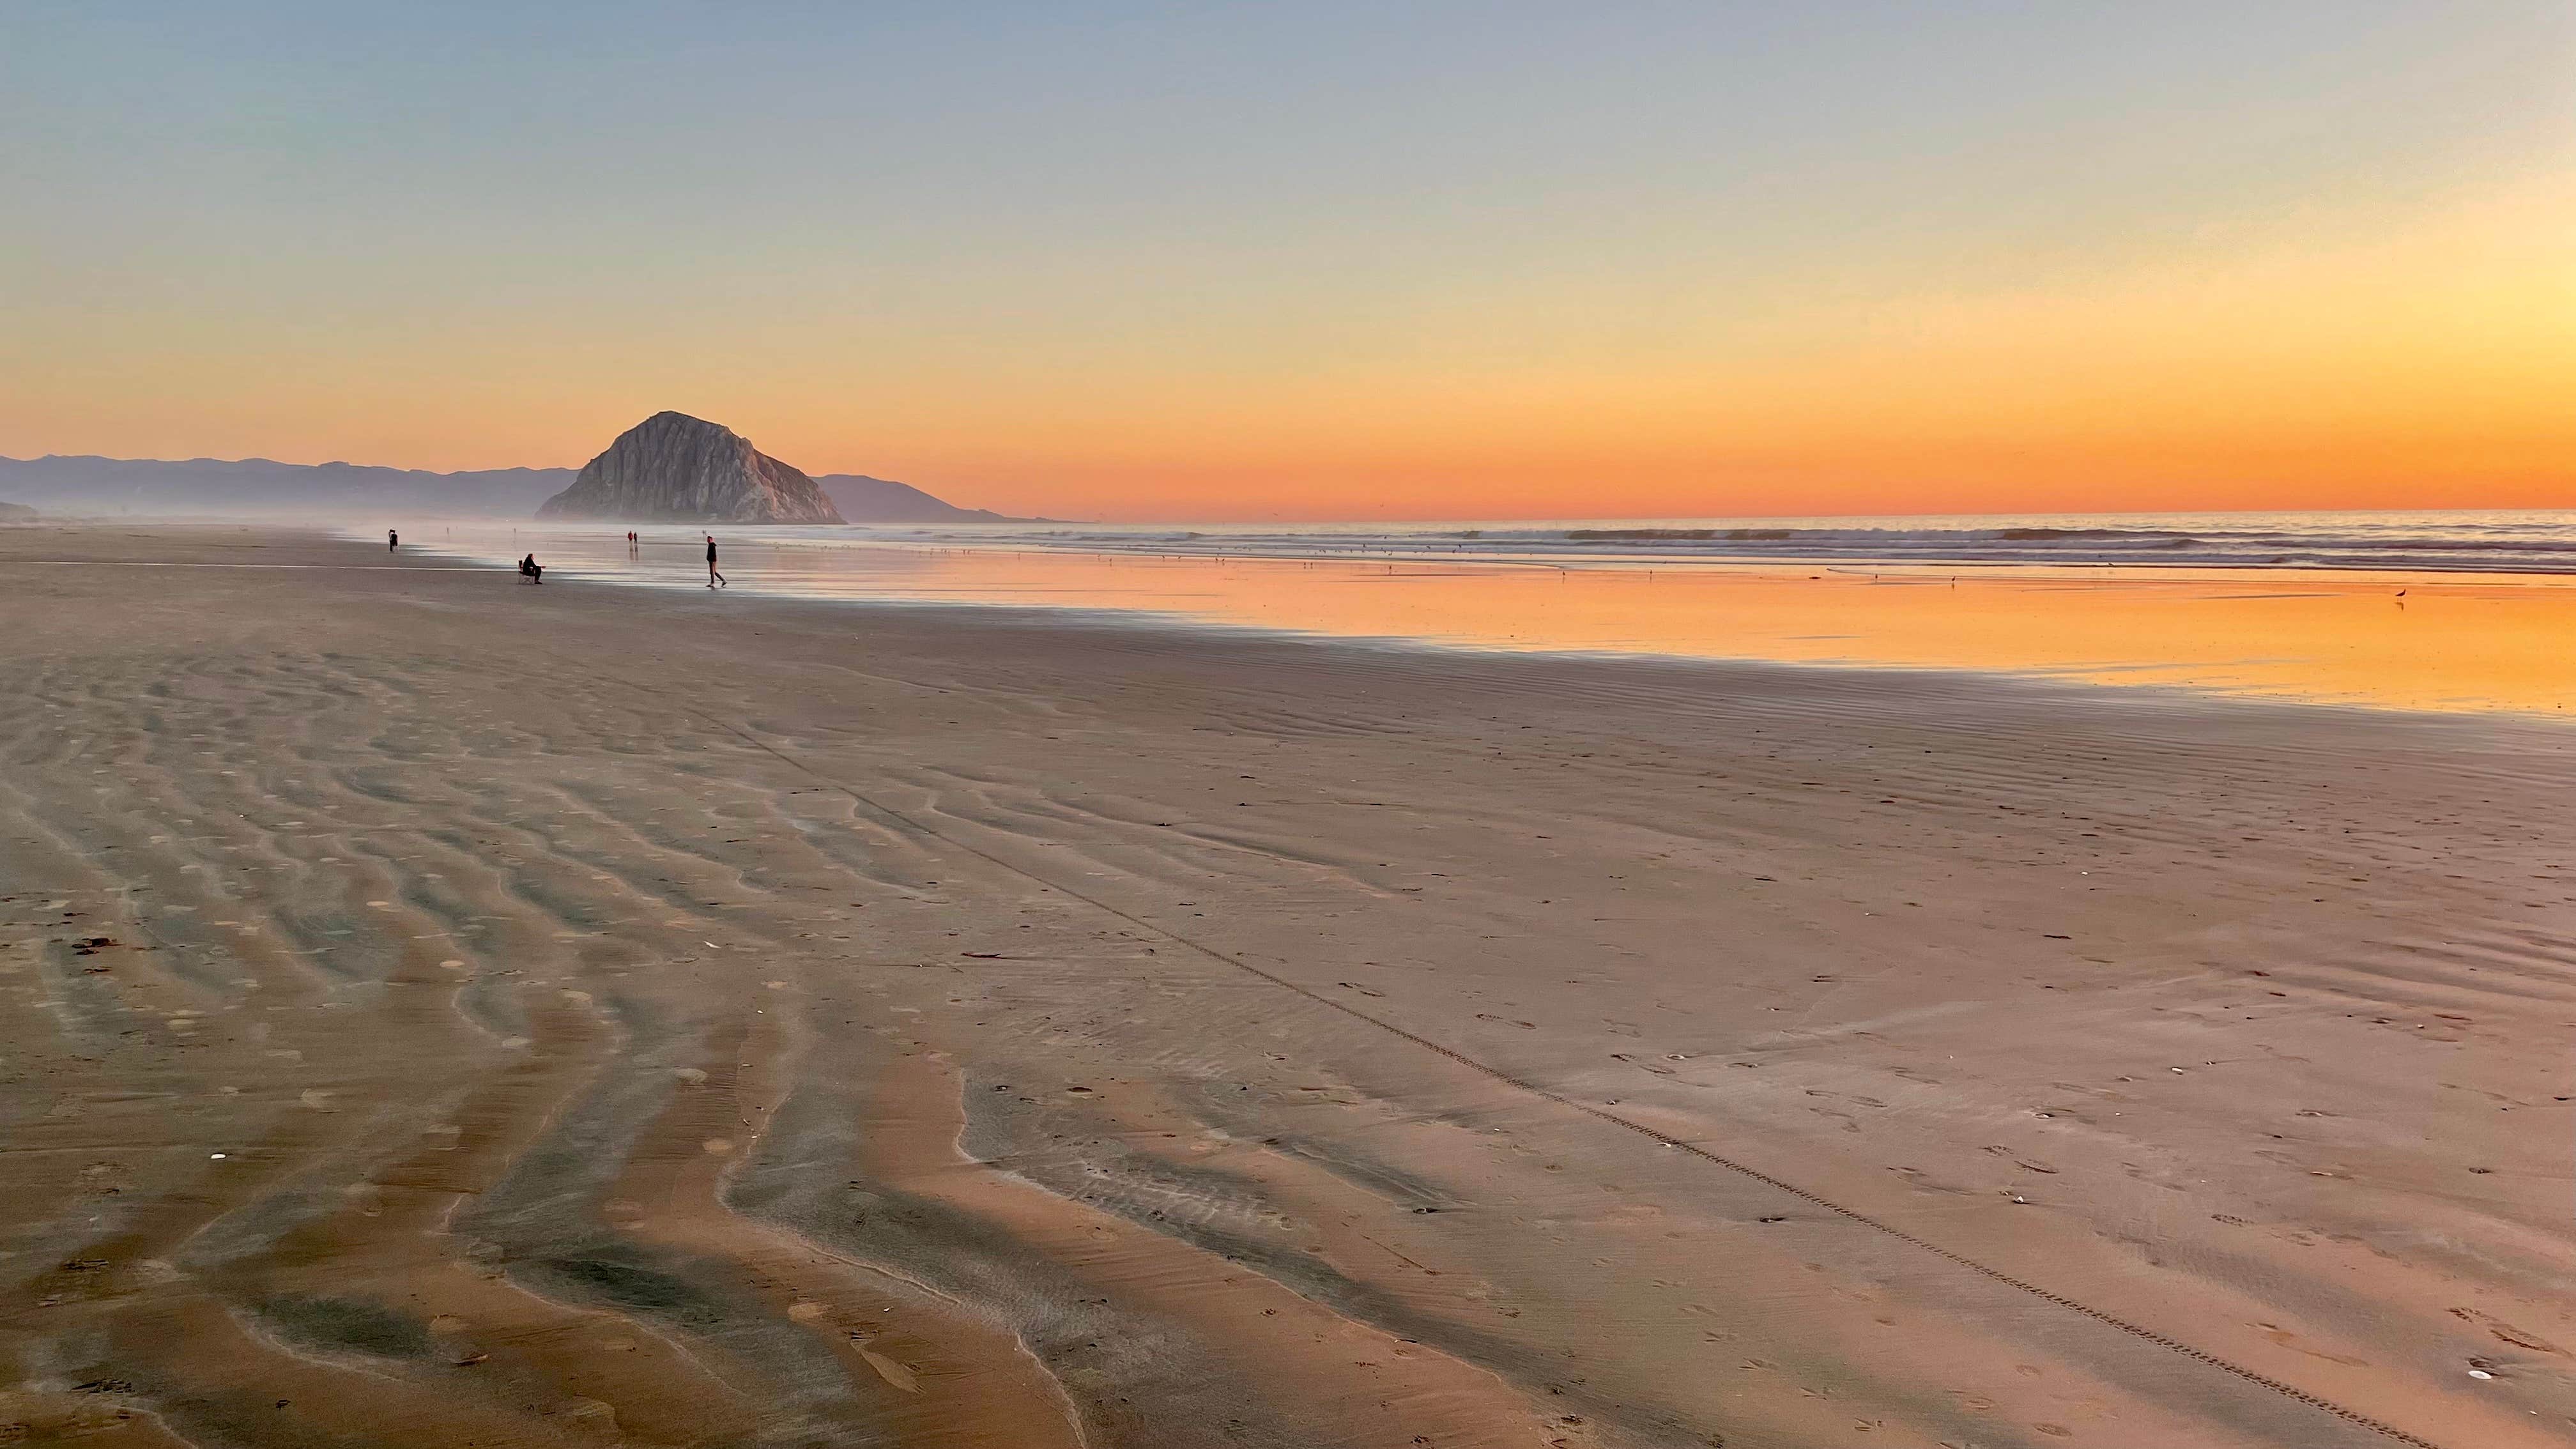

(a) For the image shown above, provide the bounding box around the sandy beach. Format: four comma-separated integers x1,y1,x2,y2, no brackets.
4,524,2572,1448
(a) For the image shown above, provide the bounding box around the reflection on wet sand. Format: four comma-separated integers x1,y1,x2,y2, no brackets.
452,527,2576,716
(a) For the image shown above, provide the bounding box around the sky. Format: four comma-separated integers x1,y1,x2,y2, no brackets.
3,2,2571,521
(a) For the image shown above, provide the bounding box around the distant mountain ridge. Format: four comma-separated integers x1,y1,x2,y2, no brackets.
0,454,571,516
815,474,1015,523
0,447,1016,522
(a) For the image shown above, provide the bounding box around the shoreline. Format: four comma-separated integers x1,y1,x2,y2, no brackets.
3,524,2570,1448
395,520,2576,722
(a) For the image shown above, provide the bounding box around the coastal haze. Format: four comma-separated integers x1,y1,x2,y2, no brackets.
6,6,2575,1449
0,453,1011,524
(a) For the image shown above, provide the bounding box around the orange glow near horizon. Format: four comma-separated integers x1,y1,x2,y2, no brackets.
8,180,2572,522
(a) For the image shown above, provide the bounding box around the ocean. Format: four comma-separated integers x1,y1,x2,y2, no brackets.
840,509,2576,576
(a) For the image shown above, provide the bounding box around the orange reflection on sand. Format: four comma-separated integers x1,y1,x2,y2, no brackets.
516,531,2576,717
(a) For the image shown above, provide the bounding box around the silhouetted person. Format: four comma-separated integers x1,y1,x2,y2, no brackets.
706,534,726,588
519,553,543,584
388,528,399,552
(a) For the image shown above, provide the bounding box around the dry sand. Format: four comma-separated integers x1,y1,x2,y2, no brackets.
3,525,2572,1448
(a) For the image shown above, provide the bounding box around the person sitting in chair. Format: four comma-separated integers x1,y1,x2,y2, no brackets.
519,553,544,584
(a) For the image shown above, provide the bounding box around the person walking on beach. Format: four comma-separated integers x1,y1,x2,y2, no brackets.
705,533,726,589
388,528,399,552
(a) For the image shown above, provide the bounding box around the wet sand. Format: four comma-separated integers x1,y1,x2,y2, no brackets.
419,523,2576,716
3,525,2572,1448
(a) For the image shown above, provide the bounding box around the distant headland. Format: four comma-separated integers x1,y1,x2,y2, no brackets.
0,416,1025,523
538,411,843,524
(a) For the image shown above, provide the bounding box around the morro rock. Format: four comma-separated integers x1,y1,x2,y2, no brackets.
537,412,844,523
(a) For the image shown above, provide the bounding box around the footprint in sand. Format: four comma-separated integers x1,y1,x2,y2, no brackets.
849,1337,919,1393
